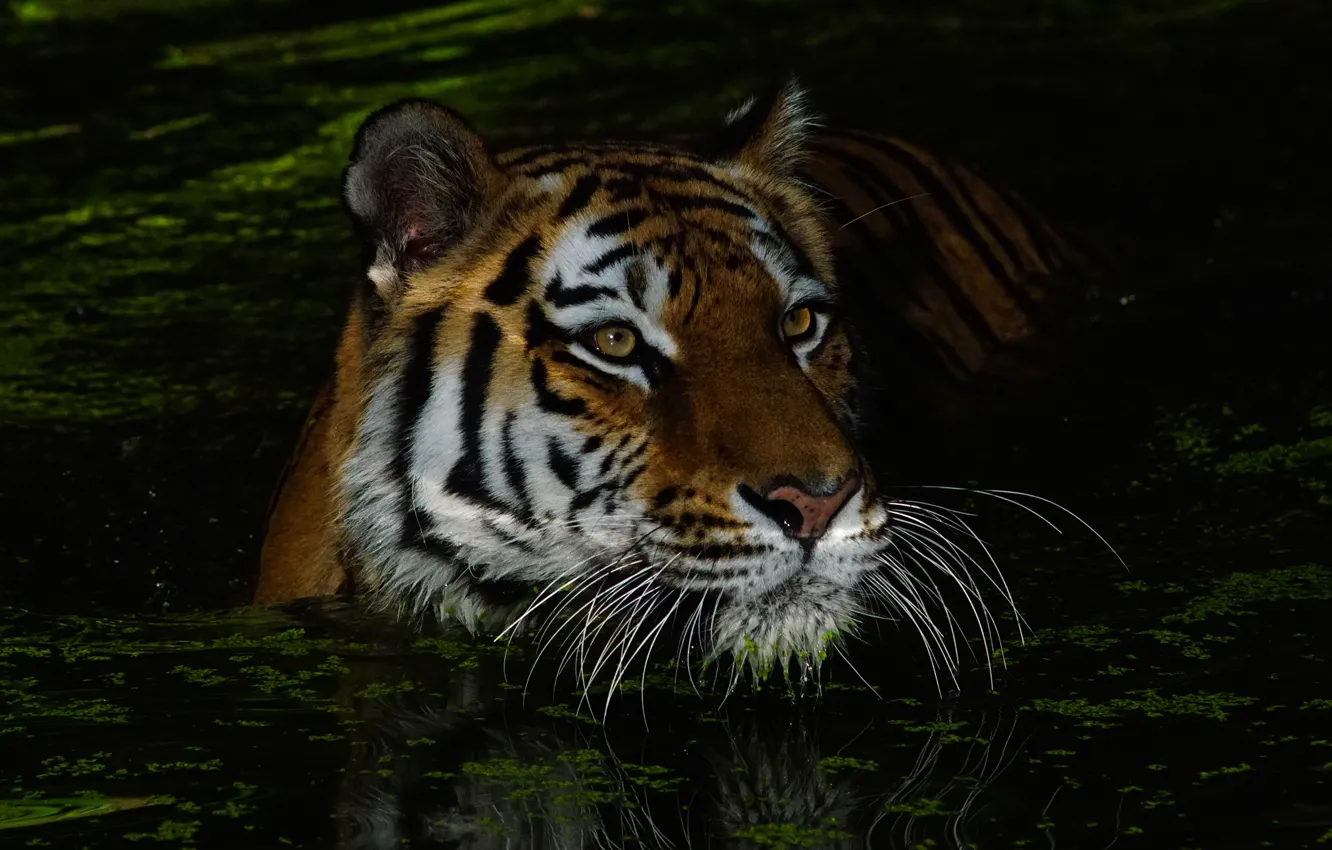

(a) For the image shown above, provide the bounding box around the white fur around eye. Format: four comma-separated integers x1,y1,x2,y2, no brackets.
565,342,651,389
787,310,830,366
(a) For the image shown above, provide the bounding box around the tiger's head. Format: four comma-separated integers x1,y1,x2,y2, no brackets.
337,83,897,682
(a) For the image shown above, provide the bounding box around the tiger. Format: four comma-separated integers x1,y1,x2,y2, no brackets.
254,80,1084,685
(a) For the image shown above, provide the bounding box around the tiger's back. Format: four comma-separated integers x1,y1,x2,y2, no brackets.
806,129,1085,423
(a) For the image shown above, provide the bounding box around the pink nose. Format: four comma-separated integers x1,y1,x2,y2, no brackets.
763,474,862,540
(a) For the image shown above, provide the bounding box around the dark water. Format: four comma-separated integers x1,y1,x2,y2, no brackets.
3,0,1331,847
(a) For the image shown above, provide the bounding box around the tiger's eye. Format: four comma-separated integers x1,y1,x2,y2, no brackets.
593,326,637,358
782,306,813,339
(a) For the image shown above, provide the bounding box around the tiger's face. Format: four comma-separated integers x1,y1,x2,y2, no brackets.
338,85,893,679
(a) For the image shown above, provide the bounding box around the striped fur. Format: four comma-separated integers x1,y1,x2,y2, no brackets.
255,83,1084,684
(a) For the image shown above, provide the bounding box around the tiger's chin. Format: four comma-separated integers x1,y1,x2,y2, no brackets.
364,534,887,695
706,575,858,686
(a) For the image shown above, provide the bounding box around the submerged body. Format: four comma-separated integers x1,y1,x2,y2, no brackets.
255,83,1082,679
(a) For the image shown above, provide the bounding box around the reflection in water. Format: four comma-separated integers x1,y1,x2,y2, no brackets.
330,651,1039,850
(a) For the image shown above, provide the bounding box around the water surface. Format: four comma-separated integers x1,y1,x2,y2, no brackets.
2,0,1331,847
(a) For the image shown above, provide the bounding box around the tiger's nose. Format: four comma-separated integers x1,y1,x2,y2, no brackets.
740,473,862,541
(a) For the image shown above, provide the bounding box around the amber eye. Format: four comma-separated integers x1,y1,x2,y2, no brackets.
781,306,814,341
591,325,638,358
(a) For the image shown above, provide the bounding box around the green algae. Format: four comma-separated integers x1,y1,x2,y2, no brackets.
1154,401,1332,485
457,749,682,814
535,703,599,724
1163,564,1332,624
1025,690,1258,724
1196,762,1252,780
731,821,853,848
816,756,879,773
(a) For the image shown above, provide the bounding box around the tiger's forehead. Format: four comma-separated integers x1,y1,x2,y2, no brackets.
402,141,835,332
506,144,832,320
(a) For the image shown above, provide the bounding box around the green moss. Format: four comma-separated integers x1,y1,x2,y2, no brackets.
35,755,110,779
1025,689,1258,724
1214,437,1332,477
882,797,952,817
123,818,202,843
535,703,599,724
1197,762,1252,780
1163,564,1332,623
731,821,853,848
456,750,681,813
816,756,879,773
352,680,418,699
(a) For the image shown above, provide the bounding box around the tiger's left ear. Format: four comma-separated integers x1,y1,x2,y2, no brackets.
706,77,816,177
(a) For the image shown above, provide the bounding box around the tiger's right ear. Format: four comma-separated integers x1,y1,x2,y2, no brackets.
343,99,504,304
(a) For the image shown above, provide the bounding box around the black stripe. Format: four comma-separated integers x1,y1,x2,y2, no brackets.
522,156,590,178
639,349,674,387
818,180,978,380
1000,187,1073,278
587,208,649,238
557,174,601,220
524,299,563,350
655,543,767,561
484,521,538,554
813,144,1001,352
548,283,619,308
502,144,562,168
667,265,684,298
751,229,805,278
625,261,648,309
445,314,502,501
484,236,541,306
941,169,1048,318
682,269,703,325
531,357,587,417
414,532,462,561
621,462,647,491
605,177,641,202
654,192,754,219
607,161,740,195
393,309,445,549
391,308,444,484
622,439,649,464
569,486,603,512
844,133,1028,310
500,413,534,523
688,224,751,248
762,220,816,279
601,434,632,475
581,435,603,454
940,162,1029,272
546,437,580,491
583,243,636,275
812,189,923,309
550,350,620,383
